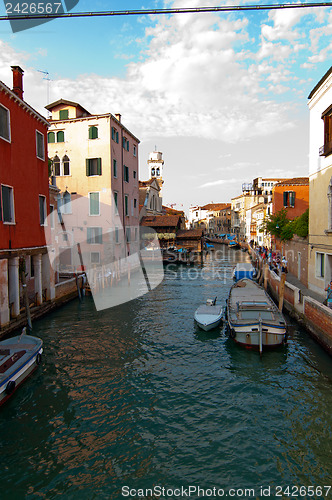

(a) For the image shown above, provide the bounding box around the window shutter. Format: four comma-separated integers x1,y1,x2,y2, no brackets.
48,132,55,143
89,126,98,140
116,131,119,143
112,128,115,140
97,158,102,175
57,131,64,142
283,191,288,207
289,191,295,207
127,141,129,151
59,109,69,120
86,159,90,176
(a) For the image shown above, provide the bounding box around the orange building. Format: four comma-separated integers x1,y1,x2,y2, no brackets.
272,177,309,220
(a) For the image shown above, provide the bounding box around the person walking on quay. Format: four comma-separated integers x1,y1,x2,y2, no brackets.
324,280,332,309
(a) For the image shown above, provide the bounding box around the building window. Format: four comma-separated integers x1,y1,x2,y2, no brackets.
0,104,10,142
124,165,129,183
135,227,138,241
114,191,119,214
36,131,45,160
125,195,129,216
86,158,102,176
115,226,119,243
57,131,65,143
59,109,69,120
283,191,295,208
316,252,325,278
133,170,137,179
1,185,14,223
123,137,130,151
87,227,103,244
126,227,131,242
39,195,47,225
133,145,137,157
89,192,100,216
50,204,55,229
134,198,137,209
113,159,117,178
320,106,332,157
62,191,72,214
91,252,100,264
48,131,55,143
89,126,98,140
53,155,70,176
112,127,119,143
53,155,61,176
63,155,70,176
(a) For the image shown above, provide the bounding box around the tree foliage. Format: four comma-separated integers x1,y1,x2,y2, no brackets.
261,208,309,241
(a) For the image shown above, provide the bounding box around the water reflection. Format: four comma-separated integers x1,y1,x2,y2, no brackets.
0,248,331,499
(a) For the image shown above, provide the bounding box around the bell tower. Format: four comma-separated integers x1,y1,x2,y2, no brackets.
148,151,164,193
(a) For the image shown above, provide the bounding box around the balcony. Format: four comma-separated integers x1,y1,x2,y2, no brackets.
319,142,332,157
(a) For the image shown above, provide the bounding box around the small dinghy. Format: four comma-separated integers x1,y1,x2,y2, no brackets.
194,298,223,331
0,330,43,406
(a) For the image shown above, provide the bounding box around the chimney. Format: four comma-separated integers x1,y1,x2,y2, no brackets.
115,113,121,123
11,66,24,100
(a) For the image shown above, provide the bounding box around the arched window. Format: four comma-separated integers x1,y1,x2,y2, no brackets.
53,155,60,176
156,167,160,176
89,126,98,140
62,155,70,176
63,191,71,214
57,131,65,143
48,132,55,143
151,168,155,177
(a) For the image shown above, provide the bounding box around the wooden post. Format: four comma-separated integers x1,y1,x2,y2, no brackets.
264,263,269,290
19,261,32,332
279,272,286,311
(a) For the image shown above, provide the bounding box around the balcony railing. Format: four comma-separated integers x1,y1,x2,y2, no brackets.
319,142,332,157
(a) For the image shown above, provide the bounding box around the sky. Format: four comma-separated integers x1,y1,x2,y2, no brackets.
0,0,331,214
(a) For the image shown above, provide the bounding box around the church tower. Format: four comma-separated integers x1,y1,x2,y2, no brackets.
148,151,164,194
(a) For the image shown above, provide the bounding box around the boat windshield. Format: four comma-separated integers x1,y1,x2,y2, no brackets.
241,310,274,320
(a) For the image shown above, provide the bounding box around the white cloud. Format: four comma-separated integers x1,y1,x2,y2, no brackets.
200,178,238,188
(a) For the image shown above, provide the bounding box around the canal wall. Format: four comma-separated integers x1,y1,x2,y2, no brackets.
0,275,85,339
248,246,332,356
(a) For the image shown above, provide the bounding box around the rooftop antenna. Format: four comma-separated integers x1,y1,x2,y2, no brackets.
37,70,51,115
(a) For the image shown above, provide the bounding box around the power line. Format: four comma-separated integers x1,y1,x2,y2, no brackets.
1,2,332,22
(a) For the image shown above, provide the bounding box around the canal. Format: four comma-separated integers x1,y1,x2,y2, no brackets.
1,248,332,499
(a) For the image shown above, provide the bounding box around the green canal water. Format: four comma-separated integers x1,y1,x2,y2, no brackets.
1,249,332,500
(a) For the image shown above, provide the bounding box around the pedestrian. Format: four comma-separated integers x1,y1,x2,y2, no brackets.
324,280,332,309
281,256,288,274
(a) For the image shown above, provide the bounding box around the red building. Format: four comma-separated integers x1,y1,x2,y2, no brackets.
272,177,309,220
0,67,51,329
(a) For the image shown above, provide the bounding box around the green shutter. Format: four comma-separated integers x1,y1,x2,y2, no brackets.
127,140,129,151
89,126,98,139
57,131,64,142
116,131,119,143
48,132,55,143
112,128,115,140
59,109,69,120
86,159,90,176
97,158,102,175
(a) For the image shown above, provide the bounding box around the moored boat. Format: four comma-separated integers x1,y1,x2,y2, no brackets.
232,262,257,281
194,298,223,331
226,279,286,353
0,331,43,406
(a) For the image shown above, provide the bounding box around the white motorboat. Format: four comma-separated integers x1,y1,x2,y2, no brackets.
0,331,43,406
194,298,223,331
227,279,287,353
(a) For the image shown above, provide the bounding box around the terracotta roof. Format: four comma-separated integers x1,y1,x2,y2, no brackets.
163,206,185,216
139,179,156,187
275,177,309,186
202,203,231,211
140,215,182,227
176,229,204,239
45,98,91,115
